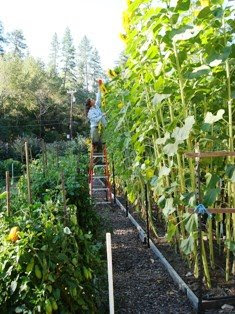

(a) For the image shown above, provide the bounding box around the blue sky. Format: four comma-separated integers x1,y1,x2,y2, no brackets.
0,0,126,70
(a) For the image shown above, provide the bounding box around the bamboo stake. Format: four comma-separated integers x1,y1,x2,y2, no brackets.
6,171,10,216
25,141,32,204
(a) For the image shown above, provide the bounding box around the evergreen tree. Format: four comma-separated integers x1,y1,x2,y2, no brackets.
61,27,76,89
0,21,5,54
89,48,104,93
7,29,27,58
77,36,92,91
48,33,60,75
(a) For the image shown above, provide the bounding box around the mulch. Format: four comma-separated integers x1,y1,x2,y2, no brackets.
97,204,194,314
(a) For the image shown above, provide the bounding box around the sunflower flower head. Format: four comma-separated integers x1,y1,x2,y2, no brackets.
119,33,128,43
118,102,124,109
122,11,131,32
100,83,108,94
107,69,118,78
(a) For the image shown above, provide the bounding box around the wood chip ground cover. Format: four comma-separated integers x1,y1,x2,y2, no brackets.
96,199,235,313
98,204,193,313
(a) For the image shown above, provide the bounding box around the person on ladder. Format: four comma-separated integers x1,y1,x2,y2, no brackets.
86,79,107,152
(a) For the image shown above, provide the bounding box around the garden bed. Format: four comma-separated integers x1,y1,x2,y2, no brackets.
115,195,235,313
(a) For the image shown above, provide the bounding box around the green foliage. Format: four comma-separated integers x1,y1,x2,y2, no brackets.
104,0,235,282
0,146,104,312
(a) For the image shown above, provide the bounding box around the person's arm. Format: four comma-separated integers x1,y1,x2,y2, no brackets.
94,79,103,108
94,89,101,108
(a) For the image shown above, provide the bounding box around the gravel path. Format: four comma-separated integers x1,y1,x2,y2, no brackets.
98,204,194,314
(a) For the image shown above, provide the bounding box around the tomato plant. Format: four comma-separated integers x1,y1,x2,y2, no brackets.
0,145,104,312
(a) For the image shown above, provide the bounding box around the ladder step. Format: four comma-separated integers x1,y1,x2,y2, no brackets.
93,154,104,157
92,188,109,191
93,176,108,179
93,164,105,167
95,201,112,205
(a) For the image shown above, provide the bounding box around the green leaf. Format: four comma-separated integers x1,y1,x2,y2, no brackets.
156,132,170,145
152,93,171,105
15,306,25,313
166,221,177,242
187,65,210,79
203,188,220,207
11,280,17,294
163,198,176,217
180,235,194,255
225,241,235,253
185,214,198,233
175,0,190,12
0,191,7,200
197,6,211,19
173,26,201,41
159,166,171,178
181,192,195,206
154,76,164,92
150,176,158,187
207,174,220,189
172,116,195,141
225,165,235,183
163,142,179,156
204,109,225,124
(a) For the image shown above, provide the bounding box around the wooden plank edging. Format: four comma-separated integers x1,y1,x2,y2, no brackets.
114,196,199,311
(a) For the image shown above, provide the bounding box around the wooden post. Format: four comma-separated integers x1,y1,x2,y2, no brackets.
42,140,47,167
25,141,32,204
56,144,59,167
106,233,114,314
6,171,10,216
11,163,14,185
61,171,67,224
29,146,33,163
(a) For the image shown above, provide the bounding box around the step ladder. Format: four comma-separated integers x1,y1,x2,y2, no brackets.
89,144,112,205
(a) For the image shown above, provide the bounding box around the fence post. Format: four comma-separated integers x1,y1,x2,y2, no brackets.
112,158,116,204
11,163,14,185
25,141,32,204
61,171,67,225
6,171,10,216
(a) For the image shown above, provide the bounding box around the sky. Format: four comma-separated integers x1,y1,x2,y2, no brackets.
0,0,126,70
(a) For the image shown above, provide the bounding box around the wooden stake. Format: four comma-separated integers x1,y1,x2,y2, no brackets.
61,171,67,224
25,141,32,204
106,233,114,314
56,144,59,167
29,146,33,162
42,140,47,167
6,171,10,216
11,163,14,185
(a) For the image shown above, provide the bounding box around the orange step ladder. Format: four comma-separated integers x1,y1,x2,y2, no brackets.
89,144,112,204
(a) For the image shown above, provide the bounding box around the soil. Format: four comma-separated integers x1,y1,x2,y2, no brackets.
97,203,193,313
92,174,235,313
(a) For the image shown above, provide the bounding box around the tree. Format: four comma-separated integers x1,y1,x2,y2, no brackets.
61,27,76,89
0,21,5,54
7,29,27,58
48,33,60,75
89,48,104,93
77,36,92,91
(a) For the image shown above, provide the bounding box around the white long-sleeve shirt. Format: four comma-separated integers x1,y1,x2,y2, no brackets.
87,90,107,127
